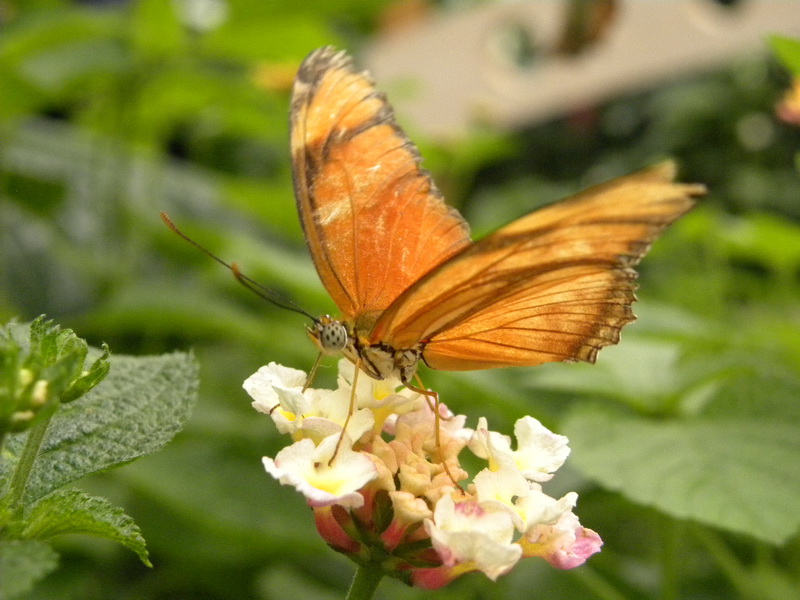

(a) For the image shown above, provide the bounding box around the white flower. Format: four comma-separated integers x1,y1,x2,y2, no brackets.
473,461,530,501
244,362,374,443
512,417,571,480
336,359,422,416
425,494,522,581
521,509,603,569
262,434,377,508
309,386,375,443
472,463,530,530
469,419,578,538
337,360,399,403
469,416,570,482
516,488,578,532
467,418,511,469
472,460,578,536
245,363,311,418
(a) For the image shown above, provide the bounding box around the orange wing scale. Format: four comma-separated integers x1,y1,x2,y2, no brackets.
291,47,471,321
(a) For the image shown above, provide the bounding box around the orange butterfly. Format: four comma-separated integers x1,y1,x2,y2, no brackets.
292,46,705,386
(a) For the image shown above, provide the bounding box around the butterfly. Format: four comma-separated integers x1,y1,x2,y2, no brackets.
291,46,705,387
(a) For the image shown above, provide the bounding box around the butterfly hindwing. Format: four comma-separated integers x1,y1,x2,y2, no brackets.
369,162,706,369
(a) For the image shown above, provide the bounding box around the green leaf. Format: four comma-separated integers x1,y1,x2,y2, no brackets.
22,488,150,566
61,343,111,403
131,0,185,59
715,212,800,278
1,351,197,503
523,335,696,413
563,406,800,545
769,35,800,75
0,539,59,600
0,63,46,118
0,7,120,68
19,37,127,94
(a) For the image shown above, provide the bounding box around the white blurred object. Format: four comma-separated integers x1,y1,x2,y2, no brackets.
363,0,800,138
172,0,229,32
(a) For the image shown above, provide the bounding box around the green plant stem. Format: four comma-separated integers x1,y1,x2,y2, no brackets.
692,526,755,597
572,567,630,600
660,518,684,600
7,416,52,511
345,564,383,600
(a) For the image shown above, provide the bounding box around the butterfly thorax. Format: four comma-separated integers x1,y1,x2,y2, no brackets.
308,315,422,383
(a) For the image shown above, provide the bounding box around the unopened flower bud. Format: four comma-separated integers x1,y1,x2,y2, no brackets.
30,380,49,407
17,368,34,392
10,410,35,428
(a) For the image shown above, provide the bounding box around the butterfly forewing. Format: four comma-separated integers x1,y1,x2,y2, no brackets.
291,47,471,321
370,162,706,369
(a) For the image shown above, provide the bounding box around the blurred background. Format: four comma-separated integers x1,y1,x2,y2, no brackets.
2,0,800,599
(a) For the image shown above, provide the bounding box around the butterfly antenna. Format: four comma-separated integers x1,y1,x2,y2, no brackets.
160,211,315,320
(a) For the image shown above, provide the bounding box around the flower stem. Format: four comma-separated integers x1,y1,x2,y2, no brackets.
692,525,754,597
345,564,383,600
6,416,52,512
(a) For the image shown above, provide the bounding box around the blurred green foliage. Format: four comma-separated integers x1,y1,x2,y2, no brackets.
1,1,799,599
0,318,197,597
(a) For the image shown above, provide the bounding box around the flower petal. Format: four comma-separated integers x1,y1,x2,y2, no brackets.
263,435,377,508
517,489,578,531
425,495,522,581
521,510,603,569
512,416,571,481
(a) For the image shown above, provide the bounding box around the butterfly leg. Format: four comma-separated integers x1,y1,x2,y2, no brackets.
328,357,361,466
303,352,323,392
408,375,464,492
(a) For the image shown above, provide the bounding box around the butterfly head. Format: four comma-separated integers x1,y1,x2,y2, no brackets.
308,315,349,355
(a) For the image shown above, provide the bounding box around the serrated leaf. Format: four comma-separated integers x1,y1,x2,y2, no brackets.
22,488,150,566
563,406,800,545
1,351,197,502
29,316,86,367
61,343,110,403
0,539,58,600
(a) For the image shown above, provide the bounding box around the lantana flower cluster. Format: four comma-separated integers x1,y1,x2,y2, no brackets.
244,360,602,589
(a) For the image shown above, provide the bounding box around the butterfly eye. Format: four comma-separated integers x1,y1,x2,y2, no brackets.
311,318,349,354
